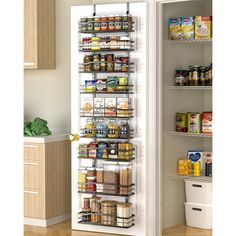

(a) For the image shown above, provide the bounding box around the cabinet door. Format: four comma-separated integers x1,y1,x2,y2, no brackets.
24,0,37,69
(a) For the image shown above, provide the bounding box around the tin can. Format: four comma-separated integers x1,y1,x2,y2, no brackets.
176,113,188,132
101,16,108,31
108,15,115,30
80,17,88,31
194,161,201,176
205,161,212,177
115,15,122,30
87,17,94,31
94,16,101,31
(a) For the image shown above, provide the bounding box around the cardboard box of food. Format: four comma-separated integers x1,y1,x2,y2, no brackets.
169,17,183,40
195,16,212,39
81,97,93,116
202,112,212,133
178,158,191,176
105,98,116,117
188,112,201,133
181,16,194,40
94,98,104,116
188,150,203,172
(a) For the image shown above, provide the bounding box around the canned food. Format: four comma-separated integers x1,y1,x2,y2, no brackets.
80,17,88,31
87,17,94,31
194,161,201,176
115,15,122,30
94,16,101,31
101,16,108,31
108,15,115,30
176,113,188,132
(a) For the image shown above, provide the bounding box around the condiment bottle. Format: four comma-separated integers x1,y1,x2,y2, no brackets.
96,119,108,138
119,121,130,138
85,119,96,137
194,161,201,176
108,119,120,138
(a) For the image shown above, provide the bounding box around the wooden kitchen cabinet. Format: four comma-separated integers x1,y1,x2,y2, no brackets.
24,140,71,226
24,0,56,69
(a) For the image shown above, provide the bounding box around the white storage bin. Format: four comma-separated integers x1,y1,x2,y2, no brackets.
185,180,212,204
185,202,212,229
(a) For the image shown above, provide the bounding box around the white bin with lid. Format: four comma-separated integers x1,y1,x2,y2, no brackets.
185,179,212,204
184,202,212,229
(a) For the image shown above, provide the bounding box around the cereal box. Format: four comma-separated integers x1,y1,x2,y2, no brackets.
202,112,212,133
195,16,212,39
94,98,104,117
81,97,93,116
117,98,131,117
105,98,116,117
188,150,203,172
181,16,194,40
85,80,96,92
176,113,188,132
107,76,118,92
178,158,191,176
188,112,201,133
169,18,183,40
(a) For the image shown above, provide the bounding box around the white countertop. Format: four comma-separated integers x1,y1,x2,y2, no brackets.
24,133,70,143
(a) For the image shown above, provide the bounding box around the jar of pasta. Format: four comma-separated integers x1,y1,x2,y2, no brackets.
117,202,132,227
84,119,96,137
108,119,120,138
119,163,132,195
101,200,117,226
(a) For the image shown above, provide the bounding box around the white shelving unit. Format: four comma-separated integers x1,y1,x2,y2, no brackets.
159,0,212,233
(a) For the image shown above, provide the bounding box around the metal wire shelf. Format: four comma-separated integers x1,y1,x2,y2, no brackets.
168,175,212,182
164,86,212,90
167,131,212,138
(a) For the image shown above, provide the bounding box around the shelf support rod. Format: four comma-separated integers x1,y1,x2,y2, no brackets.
126,2,130,15
93,4,96,16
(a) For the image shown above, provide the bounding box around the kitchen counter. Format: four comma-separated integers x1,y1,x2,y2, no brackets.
24,133,70,143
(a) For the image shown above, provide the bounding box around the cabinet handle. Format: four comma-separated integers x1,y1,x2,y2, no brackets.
24,145,37,148
192,184,202,188
24,190,38,195
24,62,35,66
24,162,38,166
192,207,202,212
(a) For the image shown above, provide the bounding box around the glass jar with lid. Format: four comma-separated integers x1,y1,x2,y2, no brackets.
115,15,122,30
101,16,108,31
192,65,200,86
108,15,115,30
87,16,94,31
175,70,186,86
78,168,87,192
84,119,96,137
80,16,88,31
96,119,108,138
119,121,130,139
101,200,117,226
117,202,132,227
94,16,101,31
119,163,132,195
108,119,120,138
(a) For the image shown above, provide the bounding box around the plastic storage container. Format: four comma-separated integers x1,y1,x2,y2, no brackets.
184,202,212,229
185,180,212,204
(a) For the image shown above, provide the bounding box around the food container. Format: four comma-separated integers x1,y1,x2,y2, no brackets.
106,54,114,72
87,167,96,177
80,17,88,31
101,16,108,31
96,168,104,183
181,16,194,40
202,112,212,133
205,161,212,177
199,66,207,86
84,119,96,137
85,79,96,92
90,196,102,223
93,53,101,71
192,65,200,86
88,142,97,158
118,143,133,160
188,112,201,133
117,202,132,227
117,98,131,117
78,143,88,158
108,142,118,159
119,163,132,195
94,16,101,31
194,162,201,176
175,70,186,86
184,202,212,229
87,17,94,31
169,17,183,40
96,78,107,92
107,76,118,92
87,176,96,193
115,15,122,30
178,158,191,176
82,197,91,222
108,15,115,30
97,142,108,159
195,16,212,39
101,200,117,226
117,76,128,91
79,168,87,192
91,37,101,51
103,162,119,194
176,113,188,132
119,121,130,138
96,183,104,193
83,55,93,72
108,119,120,138
105,97,116,117
188,150,203,172
83,197,90,209
96,119,108,138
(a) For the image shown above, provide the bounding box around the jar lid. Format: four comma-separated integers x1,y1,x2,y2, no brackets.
119,162,131,166
117,202,132,207
78,167,86,170
87,167,96,171
81,170,88,174
96,168,104,171
101,200,117,206
87,176,96,180
103,161,118,165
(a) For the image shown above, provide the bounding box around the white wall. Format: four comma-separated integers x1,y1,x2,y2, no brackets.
24,0,92,130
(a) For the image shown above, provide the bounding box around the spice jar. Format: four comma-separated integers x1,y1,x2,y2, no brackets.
188,66,194,86
84,119,96,137
96,119,108,138
82,197,91,222
94,16,101,31
119,163,132,195
100,54,106,71
83,197,90,209
192,65,200,86
175,70,186,86
101,16,108,31
108,15,115,30
118,143,133,160
80,17,88,32
115,15,122,30
108,119,120,138
101,201,117,226
93,53,101,71
117,202,132,227
87,16,94,31
200,66,206,86
119,121,130,138
96,168,104,183
122,14,129,30
79,168,87,192
114,56,122,72
87,176,96,193
103,162,119,194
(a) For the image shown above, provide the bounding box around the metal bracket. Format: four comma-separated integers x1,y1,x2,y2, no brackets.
93,4,96,16
126,2,130,15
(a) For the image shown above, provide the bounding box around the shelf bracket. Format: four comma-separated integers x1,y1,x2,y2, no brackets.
126,2,130,15
93,4,96,16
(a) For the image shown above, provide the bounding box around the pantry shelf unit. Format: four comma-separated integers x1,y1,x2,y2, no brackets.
167,132,212,138
79,136,134,140
167,38,212,43
80,116,134,119
79,71,135,74
168,175,212,183
77,221,135,229
77,190,135,198
164,86,212,90
79,29,135,34
80,92,134,95
78,157,135,162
